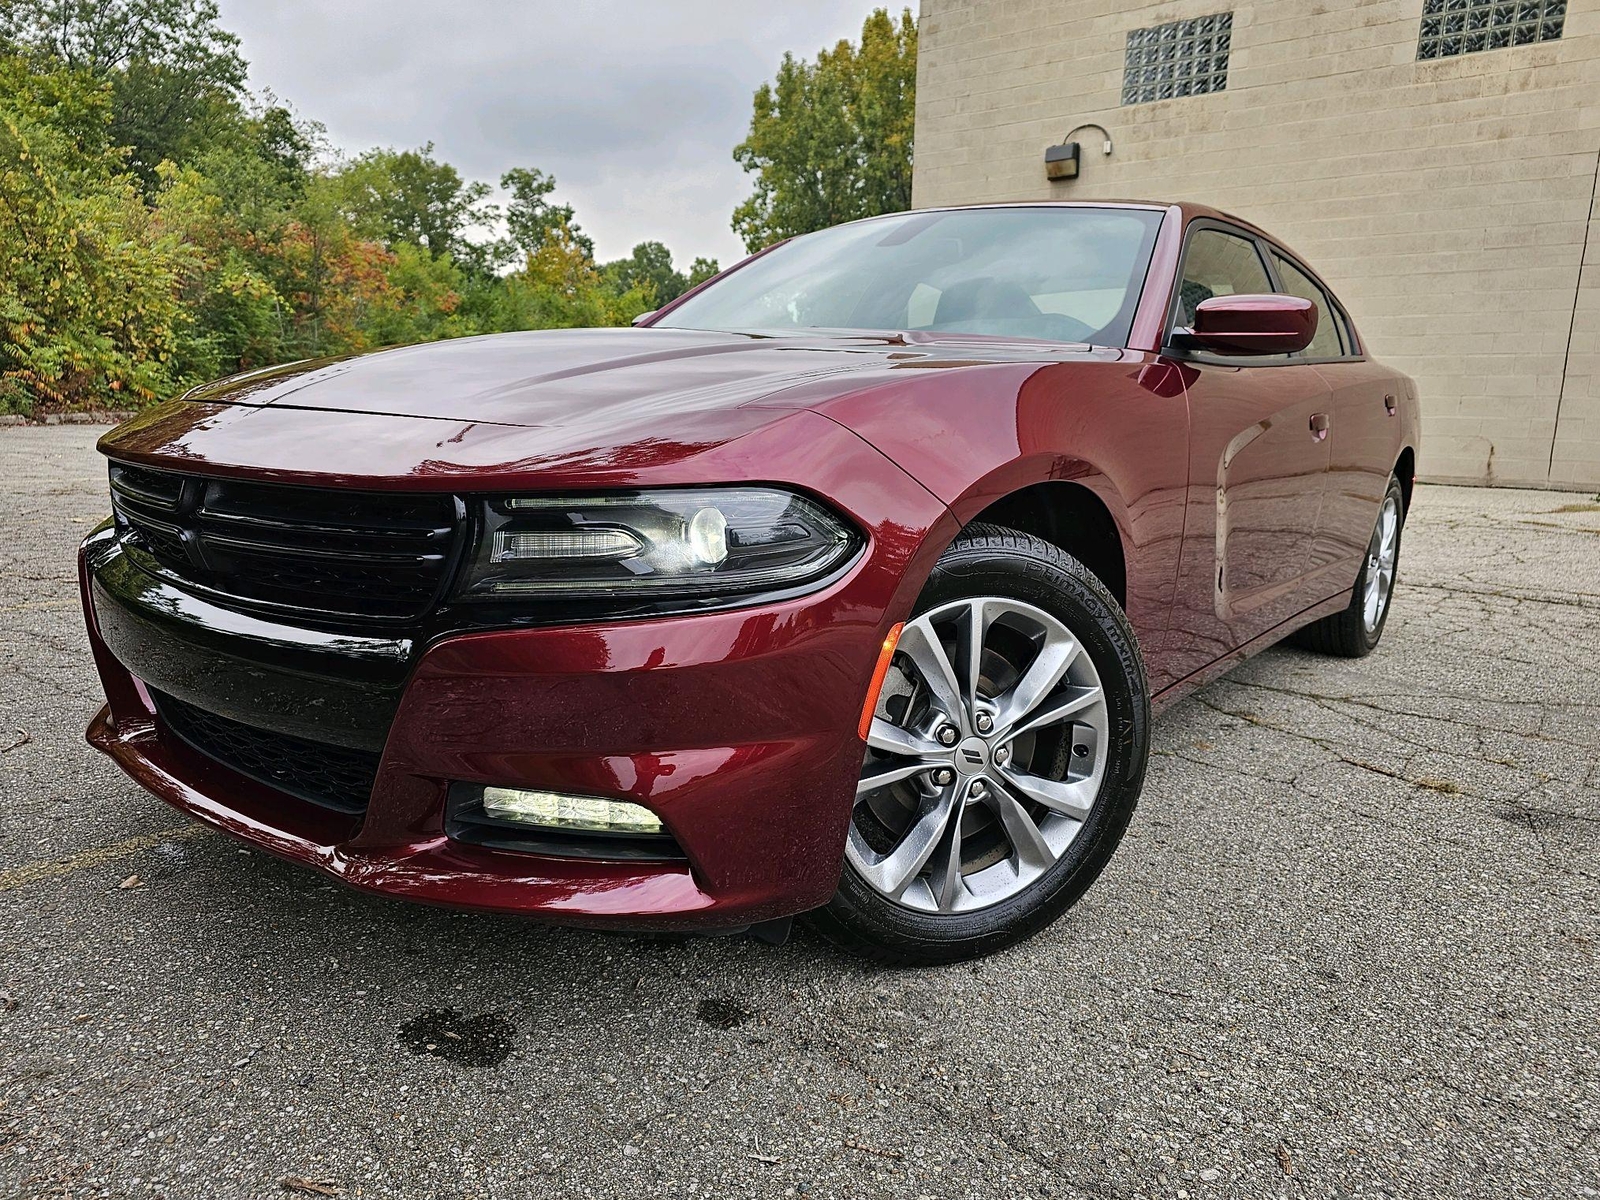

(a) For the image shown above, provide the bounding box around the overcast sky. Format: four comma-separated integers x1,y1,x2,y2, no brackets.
216,1,880,268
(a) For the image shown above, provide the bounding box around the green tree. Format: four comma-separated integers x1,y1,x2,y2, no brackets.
687,257,720,288
731,7,916,252
500,166,591,259
334,144,494,261
1,0,249,187
173,101,320,257
1,1,715,415
513,222,654,329
601,241,688,306
0,55,193,408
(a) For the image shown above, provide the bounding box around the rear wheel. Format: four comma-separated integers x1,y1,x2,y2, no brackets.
1293,474,1405,658
810,525,1150,966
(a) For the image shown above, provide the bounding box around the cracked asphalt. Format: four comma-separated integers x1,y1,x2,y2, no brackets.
2,424,1597,1200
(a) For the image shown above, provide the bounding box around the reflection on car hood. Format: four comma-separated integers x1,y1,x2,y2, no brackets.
101,327,1126,489
181,326,1098,428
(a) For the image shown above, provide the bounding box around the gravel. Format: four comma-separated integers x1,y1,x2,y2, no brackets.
2,424,1596,1199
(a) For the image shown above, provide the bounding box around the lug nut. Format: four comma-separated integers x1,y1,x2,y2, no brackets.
995,745,1011,765
968,780,988,799
975,713,994,734
936,724,959,746
933,768,955,786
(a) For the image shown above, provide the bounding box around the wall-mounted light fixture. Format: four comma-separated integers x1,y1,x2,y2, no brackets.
1045,124,1114,181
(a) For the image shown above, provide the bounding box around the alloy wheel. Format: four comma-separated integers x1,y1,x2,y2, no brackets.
847,597,1109,914
1363,493,1400,633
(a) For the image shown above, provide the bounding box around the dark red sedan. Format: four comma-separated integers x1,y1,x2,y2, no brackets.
80,202,1418,963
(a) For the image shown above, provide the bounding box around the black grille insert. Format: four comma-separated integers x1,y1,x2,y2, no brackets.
153,691,379,814
109,462,461,622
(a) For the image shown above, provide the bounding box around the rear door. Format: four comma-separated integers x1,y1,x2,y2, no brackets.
1267,248,1397,596
1160,223,1334,683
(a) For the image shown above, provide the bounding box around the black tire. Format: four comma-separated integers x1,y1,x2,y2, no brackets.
808,523,1150,966
1292,474,1406,658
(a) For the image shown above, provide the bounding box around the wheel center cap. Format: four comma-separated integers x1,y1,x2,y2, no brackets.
954,736,990,777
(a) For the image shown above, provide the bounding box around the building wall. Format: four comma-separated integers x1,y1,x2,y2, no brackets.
914,0,1600,488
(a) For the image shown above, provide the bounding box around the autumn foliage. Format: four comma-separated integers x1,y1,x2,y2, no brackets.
0,2,697,414
1,0,915,415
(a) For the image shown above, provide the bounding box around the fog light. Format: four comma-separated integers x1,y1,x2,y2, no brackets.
480,786,664,835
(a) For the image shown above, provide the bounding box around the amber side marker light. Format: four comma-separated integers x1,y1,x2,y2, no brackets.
858,622,905,741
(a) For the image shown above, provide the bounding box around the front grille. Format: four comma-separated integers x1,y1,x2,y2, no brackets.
108,462,461,622
152,691,379,814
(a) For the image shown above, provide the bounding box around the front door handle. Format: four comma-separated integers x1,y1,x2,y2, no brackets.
1310,412,1330,441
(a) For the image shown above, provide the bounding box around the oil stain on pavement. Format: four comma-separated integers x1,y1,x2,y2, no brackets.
696,994,754,1029
397,1008,516,1067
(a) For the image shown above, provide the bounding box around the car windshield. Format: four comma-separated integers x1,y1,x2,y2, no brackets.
655,206,1165,346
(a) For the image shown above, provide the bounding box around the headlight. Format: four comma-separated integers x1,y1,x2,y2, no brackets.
455,487,862,600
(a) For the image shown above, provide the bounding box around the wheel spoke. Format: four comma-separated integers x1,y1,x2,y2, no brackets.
953,598,990,714
993,637,1080,732
856,758,934,796
925,799,967,911
865,717,944,760
1380,504,1399,558
984,779,1054,869
852,792,959,900
894,619,967,733
996,764,1096,822
1001,684,1102,743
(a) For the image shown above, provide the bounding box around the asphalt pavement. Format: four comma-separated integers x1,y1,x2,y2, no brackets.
2,424,1596,1200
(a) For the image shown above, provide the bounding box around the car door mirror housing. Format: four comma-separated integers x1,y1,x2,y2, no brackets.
1172,294,1317,356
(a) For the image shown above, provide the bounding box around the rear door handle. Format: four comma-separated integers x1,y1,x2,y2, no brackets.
1310,412,1330,441
1384,393,1397,416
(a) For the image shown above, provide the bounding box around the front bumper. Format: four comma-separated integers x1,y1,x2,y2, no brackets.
79,443,951,930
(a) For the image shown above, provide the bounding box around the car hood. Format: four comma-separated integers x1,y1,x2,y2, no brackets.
180,327,925,425
103,327,1112,489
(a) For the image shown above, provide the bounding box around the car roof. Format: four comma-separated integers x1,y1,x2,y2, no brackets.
910,198,1261,231
910,199,1325,281
811,200,1291,253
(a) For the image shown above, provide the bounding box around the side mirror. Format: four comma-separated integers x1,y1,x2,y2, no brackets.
631,310,658,327
1172,294,1316,356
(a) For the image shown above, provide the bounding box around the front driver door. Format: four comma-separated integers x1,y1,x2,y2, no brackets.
1160,224,1334,684
1269,248,1397,597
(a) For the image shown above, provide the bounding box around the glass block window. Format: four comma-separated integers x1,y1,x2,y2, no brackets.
1417,0,1566,60
1122,13,1232,106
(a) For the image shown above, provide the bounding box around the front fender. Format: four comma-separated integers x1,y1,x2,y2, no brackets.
815,355,1192,685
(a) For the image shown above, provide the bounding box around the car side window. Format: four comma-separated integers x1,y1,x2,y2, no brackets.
1174,229,1274,329
1272,253,1346,359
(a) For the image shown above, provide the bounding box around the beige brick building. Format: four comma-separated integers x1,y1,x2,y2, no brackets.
913,0,1600,488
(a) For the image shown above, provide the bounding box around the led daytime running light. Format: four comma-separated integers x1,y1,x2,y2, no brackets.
481,787,665,835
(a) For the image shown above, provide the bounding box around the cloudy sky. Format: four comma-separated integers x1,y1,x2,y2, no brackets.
217,1,880,268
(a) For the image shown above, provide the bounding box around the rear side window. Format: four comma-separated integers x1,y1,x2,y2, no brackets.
1272,253,1346,358
1174,229,1273,328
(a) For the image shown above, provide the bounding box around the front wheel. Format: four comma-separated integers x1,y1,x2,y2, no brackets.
809,525,1150,966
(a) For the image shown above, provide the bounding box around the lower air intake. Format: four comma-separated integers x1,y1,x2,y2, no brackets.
152,691,379,815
